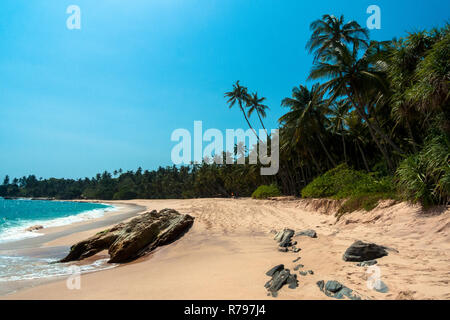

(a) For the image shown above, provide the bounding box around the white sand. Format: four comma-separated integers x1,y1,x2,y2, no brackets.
2,198,449,300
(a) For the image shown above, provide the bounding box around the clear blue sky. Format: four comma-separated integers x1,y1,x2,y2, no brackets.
1,0,448,179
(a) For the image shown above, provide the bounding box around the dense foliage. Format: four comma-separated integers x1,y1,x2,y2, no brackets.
1,15,448,208
252,184,281,199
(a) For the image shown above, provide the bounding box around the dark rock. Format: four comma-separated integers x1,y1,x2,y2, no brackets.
308,270,314,275
265,266,298,296
356,260,378,267
278,247,288,253
299,271,308,276
316,280,325,291
26,225,44,232
266,264,284,277
275,229,294,247
292,257,301,263
287,274,298,289
296,229,317,238
60,209,194,263
293,264,304,271
343,240,388,262
292,247,301,253
317,280,362,300
325,280,342,293
266,269,291,294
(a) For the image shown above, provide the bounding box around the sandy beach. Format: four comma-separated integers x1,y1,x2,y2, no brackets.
1,198,449,300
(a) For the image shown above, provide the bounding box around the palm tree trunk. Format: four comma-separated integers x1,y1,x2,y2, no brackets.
239,101,262,143
356,140,370,172
358,94,404,155
307,149,322,173
345,90,395,172
317,135,337,167
341,130,347,163
257,111,269,138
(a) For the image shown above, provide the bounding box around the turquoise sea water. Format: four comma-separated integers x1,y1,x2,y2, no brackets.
0,198,114,243
0,198,117,291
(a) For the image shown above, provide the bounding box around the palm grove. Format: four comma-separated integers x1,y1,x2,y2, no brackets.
1,15,448,210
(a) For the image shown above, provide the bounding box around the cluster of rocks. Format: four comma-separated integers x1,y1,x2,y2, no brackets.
317,280,362,300
274,229,297,252
268,228,392,298
264,264,298,297
274,228,318,253
60,208,194,263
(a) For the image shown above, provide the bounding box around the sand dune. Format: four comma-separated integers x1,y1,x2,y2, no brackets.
3,198,449,300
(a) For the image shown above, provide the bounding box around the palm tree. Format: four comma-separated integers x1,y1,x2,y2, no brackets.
328,100,350,163
308,39,403,171
247,92,270,136
225,81,261,142
280,84,337,168
306,14,369,62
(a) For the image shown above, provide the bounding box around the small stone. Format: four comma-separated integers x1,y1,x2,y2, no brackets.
308,270,314,275
293,264,304,271
295,229,317,238
278,247,288,253
299,271,308,276
316,280,325,291
292,257,301,263
287,274,298,289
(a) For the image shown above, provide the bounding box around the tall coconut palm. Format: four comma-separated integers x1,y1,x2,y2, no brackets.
225,81,261,142
306,14,369,62
328,100,350,163
247,92,270,136
280,84,337,168
308,40,403,171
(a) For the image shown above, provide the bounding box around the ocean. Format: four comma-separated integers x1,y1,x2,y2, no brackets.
0,198,117,293
0,198,114,243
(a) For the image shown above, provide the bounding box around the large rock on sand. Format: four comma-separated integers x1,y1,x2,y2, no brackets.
60,209,194,263
343,240,388,262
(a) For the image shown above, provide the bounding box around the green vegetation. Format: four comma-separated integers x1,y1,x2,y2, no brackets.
301,164,397,216
0,16,448,211
397,135,450,207
252,184,281,199
301,164,394,199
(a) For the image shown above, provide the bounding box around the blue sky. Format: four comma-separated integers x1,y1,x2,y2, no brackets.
0,0,448,179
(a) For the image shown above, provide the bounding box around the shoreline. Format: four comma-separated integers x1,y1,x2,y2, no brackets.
0,202,145,251
1,198,449,300
0,201,146,296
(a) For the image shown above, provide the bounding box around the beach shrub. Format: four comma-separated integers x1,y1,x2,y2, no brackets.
301,164,397,216
397,135,450,207
301,164,395,199
252,184,281,199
